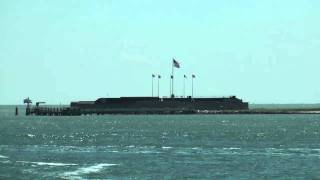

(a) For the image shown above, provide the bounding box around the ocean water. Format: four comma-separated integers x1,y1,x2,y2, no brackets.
1,106,320,179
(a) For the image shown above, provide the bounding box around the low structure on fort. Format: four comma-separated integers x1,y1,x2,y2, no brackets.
25,96,249,116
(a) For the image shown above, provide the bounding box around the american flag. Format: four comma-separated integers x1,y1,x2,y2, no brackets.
172,58,180,68
23,97,32,104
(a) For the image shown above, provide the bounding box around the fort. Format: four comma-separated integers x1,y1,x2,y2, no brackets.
23,96,320,116
21,60,320,116
25,96,249,116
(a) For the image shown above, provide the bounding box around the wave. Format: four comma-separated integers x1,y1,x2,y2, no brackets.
17,161,78,166
62,163,118,179
222,147,241,150
287,148,320,153
0,160,10,164
0,155,9,159
191,147,201,150
139,150,161,154
213,147,320,157
27,134,35,138
162,146,173,149
157,147,320,157
0,155,10,164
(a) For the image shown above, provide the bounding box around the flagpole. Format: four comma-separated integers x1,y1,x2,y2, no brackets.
169,77,171,96
192,76,194,98
183,76,186,97
152,75,154,97
192,75,195,98
172,60,174,98
158,75,160,97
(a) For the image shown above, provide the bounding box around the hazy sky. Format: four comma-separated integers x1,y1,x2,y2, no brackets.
1,0,320,104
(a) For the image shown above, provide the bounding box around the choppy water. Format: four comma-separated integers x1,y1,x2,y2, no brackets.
1,105,320,179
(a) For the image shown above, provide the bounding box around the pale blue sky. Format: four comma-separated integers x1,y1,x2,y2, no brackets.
1,0,320,104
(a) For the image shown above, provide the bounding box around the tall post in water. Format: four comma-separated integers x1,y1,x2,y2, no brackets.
15,106,18,116
23,97,32,115
152,74,155,97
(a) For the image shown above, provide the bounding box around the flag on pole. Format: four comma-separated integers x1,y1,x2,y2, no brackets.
192,74,195,78
171,75,173,79
173,58,180,68
23,97,32,104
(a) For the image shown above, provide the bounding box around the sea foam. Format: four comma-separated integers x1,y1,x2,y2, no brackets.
0,155,9,159
17,161,77,166
62,163,118,179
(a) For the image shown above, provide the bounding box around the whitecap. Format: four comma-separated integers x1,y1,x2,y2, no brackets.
27,134,35,138
17,161,77,166
62,163,118,178
0,160,10,164
162,146,173,149
222,147,241,150
256,133,265,137
0,155,8,159
191,147,201,150
175,151,191,155
139,150,161,154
